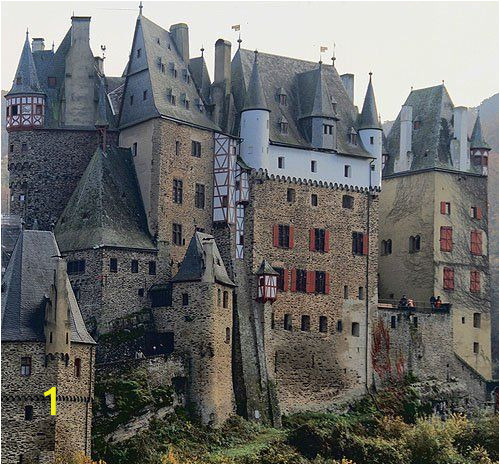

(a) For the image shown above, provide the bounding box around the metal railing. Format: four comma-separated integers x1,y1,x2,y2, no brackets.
378,298,451,313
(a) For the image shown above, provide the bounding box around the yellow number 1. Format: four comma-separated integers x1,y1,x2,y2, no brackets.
44,386,56,415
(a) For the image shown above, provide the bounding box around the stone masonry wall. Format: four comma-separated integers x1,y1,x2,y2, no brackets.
150,119,215,279
153,281,235,424
8,129,118,230
243,174,379,414
1,342,94,463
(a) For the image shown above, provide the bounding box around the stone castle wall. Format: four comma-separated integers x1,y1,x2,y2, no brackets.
8,129,118,230
242,174,379,413
154,281,235,424
1,342,94,463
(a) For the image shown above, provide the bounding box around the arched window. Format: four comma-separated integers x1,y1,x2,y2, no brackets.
222,291,229,309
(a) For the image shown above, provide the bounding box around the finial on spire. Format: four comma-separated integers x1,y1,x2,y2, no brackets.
139,1,143,16
331,42,336,66
442,79,445,84
52,41,55,52
200,45,204,57
26,28,29,39
232,24,242,49
369,71,373,79
254,49,259,61
237,32,242,49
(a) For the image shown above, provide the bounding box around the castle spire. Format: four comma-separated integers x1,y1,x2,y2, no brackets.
139,1,143,16
7,31,43,97
242,51,268,112
358,72,381,130
310,61,335,118
470,112,490,150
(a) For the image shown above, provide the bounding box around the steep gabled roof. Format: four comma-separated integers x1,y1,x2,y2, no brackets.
54,146,155,252
7,32,43,96
231,48,371,157
384,84,455,175
470,114,491,150
189,55,211,103
119,15,218,130
358,73,381,130
172,232,235,287
1,230,94,344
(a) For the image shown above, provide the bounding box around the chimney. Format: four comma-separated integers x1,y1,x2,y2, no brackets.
214,39,232,93
453,106,468,170
71,16,91,46
395,105,413,172
170,23,189,64
202,238,215,283
340,73,354,102
94,56,104,75
32,38,45,52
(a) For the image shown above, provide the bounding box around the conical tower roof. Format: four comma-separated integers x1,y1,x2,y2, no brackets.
310,62,335,118
358,73,381,130
7,31,44,96
242,51,269,112
470,114,490,150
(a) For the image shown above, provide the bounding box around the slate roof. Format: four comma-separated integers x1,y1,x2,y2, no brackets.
256,260,279,275
1,230,95,344
7,32,44,96
172,232,235,287
119,15,219,130
470,114,490,150
230,49,372,157
242,52,269,111
189,56,211,103
383,84,455,175
54,146,155,252
358,74,381,130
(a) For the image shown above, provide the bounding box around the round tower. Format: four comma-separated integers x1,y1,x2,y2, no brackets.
470,113,491,176
5,31,45,131
239,51,270,171
357,72,383,185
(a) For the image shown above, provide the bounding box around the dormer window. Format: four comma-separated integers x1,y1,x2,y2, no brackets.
348,128,357,145
277,87,287,105
413,118,421,130
16,77,22,85
323,124,333,135
137,48,142,58
184,99,190,109
182,69,190,84
279,117,289,134
331,98,337,114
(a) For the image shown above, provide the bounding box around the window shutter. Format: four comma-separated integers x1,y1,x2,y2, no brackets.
477,207,483,220
362,234,369,255
477,231,482,254
283,269,289,292
440,201,446,214
325,272,330,294
449,268,455,290
309,229,315,251
289,226,294,248
325,230,330,252
290,268,297,292
273,224,279,247
306,271,315,294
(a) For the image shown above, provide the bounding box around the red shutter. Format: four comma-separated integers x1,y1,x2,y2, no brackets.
444,267,455,290
440,201,446,214
309,229,315,251
470,271,480,293
306,271,315,294
440,227,453,252
325,272,330,294
362,234,369,255
290,268,297,292
477,207,483,220
283,269,289,292
449,268,455,290
289,226,294,249
471,230,482,255
273,224,279,247
477,231,483,254
324,230,330,252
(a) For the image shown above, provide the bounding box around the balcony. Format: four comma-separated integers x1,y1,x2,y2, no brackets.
378,299,451,314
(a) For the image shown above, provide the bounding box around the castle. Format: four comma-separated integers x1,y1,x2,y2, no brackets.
1,6,496,462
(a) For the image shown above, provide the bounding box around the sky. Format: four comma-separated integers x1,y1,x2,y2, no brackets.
1,0,498,121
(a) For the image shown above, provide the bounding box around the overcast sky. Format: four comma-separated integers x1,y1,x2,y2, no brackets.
1,1,498,120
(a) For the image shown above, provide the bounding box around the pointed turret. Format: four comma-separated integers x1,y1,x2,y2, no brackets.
242,51,268,112
358,72,381,130
95,76,109,128
470,114,490,150
310,62,335,118
6,31,43,96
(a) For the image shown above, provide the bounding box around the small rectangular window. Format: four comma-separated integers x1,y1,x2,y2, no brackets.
24,406,33,421
278,156,285,169
358,286,364,300
149,261,156,275
109,258,118,273
311,160,317,173
131,260,139,273
344,165,352,178
313,228,326,252
342,195,354,209
182,293,189,306
191,141,202,157
175,141,180,155
301,315,311,332
284,314,292,331
132,142,138,157
352,232,365,255
278,225,291,248
75,358,81,377
370,136,374,145
9,144,14,153
143,89,148,100
20,357,31,376
172,223,182,245
275,267,285,291
351,322,360,337
473,342,479,354
319,316,328,333
311,194,318,206
130,95,134,106
173,179,183,204
337,320,343,332
315,271,326,294
473,313,481,328
343,285,349,299
296,269,307,293
195,183,205,209
390,315,396,328
137,48,142,58
287,188,295,203
21,143,27,153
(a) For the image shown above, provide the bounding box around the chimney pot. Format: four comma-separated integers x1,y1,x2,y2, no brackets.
340,74,354,102
214,39,232,93
170,23,189,64
32,38,45,52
